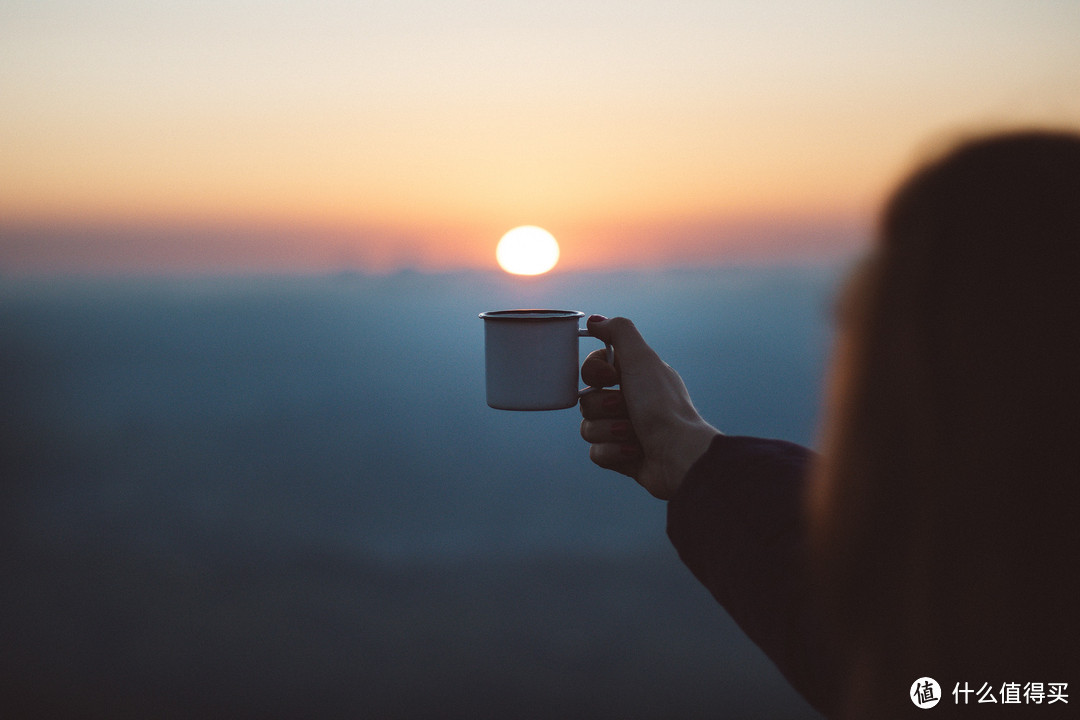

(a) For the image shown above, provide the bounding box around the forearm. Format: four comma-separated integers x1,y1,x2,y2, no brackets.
666,435,839,717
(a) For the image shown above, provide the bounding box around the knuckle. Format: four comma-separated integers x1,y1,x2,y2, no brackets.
589,443,619,470
579,393,599,418
580,419,599,442
588,443,606,465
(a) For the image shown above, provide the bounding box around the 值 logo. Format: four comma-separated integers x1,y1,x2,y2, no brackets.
912,677,941,709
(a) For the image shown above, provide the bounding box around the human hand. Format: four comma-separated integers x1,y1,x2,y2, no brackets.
579,315,720,499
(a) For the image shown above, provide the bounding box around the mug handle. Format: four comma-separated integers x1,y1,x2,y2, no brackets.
578,327,615,397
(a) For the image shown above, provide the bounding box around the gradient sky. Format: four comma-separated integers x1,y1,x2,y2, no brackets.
2,0,1078,274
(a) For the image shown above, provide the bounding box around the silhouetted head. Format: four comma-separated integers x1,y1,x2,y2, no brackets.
811,129,1080,716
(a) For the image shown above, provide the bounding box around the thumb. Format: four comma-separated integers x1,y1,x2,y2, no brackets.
586,315,659,370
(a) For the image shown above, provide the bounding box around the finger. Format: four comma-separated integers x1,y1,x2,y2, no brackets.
579,389,625,419
588,442,643,478
580,418,637,445
585,316,659,370
581,348,618,388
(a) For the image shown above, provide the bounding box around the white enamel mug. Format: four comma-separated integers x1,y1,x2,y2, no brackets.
479,310,613,411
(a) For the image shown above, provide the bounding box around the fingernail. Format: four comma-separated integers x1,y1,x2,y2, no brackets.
611,421,630,437
602,394,620,409
620,443,640,456
589,314,606,324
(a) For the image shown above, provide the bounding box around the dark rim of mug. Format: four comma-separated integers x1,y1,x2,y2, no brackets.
479,309,585,321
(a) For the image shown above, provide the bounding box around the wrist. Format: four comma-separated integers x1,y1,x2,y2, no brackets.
666,421,722,498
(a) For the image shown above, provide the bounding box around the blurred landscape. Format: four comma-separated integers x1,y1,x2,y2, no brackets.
1,264,849,718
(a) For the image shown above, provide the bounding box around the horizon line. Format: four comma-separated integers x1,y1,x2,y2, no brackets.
0,211,871,278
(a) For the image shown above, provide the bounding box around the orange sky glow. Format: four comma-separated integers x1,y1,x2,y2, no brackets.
2,1,1078,275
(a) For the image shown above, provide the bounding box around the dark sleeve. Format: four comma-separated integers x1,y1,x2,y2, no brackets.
666,434,839,717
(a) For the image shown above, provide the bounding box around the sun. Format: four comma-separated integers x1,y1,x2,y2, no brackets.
495,226,560,276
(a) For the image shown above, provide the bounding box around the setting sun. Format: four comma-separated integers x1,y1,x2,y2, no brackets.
495,226,560,276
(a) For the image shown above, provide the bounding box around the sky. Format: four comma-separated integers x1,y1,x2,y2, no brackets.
2,0,1078,274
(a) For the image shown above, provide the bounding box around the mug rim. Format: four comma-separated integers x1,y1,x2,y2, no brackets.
479,309,584,321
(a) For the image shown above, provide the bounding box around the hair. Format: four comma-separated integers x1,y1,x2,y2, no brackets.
809,129,1080,717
